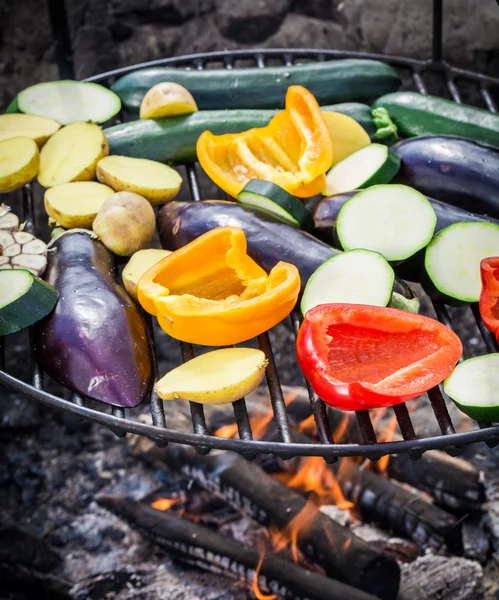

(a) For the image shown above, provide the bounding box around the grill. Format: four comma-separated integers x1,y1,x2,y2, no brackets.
2,0,499,461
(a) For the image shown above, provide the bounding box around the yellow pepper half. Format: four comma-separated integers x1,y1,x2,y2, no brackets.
196,85,333,198
137,226,300,346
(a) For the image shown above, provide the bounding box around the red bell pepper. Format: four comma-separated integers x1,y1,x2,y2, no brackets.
479,257,499,339
296,304,462,411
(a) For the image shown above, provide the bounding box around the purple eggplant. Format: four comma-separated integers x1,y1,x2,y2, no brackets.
35,230,152,408
157,200,419,310
392,135,499,217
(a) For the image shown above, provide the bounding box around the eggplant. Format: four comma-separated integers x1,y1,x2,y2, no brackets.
35,230,152,408
393,135,499,218
314,191,499,240
158,200,419,311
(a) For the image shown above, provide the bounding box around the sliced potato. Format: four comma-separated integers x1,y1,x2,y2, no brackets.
93,191,156,256
0,113,61,147
44,181,115,229
156,348,268,404
96,155,182,206
0,137,40,193
322,111,371,166
122,248,171,300
140,82,199,119
38,122,109,188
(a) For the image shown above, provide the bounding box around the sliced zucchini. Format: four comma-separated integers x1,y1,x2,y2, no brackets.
301,249,394,315
17,80,121,125
424,222,499,303
0,269,58,336
237,179,314,231
323,143,400,196
336,184,437,262
444,354,499,422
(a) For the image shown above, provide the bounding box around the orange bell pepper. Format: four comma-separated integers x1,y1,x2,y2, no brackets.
137,226,300,346
196,85,333,198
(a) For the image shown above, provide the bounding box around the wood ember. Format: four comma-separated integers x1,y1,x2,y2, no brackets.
163,444,401,600
399,555,484,600
97,494,381,600
0,521,61,572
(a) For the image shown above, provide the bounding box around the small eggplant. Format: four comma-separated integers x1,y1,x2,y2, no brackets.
158,200,419,312
35,230,152,408
393,135,499,218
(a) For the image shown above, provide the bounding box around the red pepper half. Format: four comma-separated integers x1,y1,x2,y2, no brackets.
296,304,462,411
479,257,499,339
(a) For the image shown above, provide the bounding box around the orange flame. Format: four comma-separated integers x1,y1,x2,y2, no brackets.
252,543,277,600
376,414,399,473
215,423,239,438
151,497,181,511
297,414,316,435
333,414,351,443
270,496,317,562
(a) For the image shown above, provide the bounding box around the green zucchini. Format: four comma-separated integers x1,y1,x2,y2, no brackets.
373,92,499,147
237,179,314,231
5,98,19,113
0,269,59,336
112,59,401,113
105,103,385,165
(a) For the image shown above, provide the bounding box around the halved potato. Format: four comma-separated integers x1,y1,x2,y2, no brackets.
140,82,198,119
0,113,61,147
44,181,115,229
322,111,371,166
38,122,109,188
122,248,171,300
156,348,268,405
0,137,40,193
96,155,182,206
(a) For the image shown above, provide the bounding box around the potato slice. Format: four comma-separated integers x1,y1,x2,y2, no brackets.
0,113,61,147
96,155,182,206
0,137,40,193
38,122,109,188
322,112,371,166
44,181,115,229
140,82,199,119
156,348,268,404
122,248,171,300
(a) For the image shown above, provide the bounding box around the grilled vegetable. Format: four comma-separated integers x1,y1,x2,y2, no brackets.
16,80,121,125
96,155,182,205
0,205,20,231
112,59,401,113
297,304,462,411
237,179,314,231
0,137,39,193
104,103,390,166
373,92,499,147
301,249,394,315
122,248,171,300
323,144,400,196
0,229,47,276
92,192,156,257
424,222,499,304
322,112,371,166
44,182,115,229
137,226,300,346
335,185,436,262
393,136,499,217
38,122,109,188
0,113,60,147
0,270,58,336
156,348,268,404
140,82,198,119
444,354,499,422
157,200,419,312
34,229,152,407
479,257,499,339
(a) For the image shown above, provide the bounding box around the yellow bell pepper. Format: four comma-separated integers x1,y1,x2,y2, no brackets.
137,226,300,346
196,85,333,198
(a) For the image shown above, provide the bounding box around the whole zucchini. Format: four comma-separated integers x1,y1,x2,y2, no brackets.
105,103,381,165
34,230,152,408
112,60,401,113
373,92,499,147
158,200,418,311
393,135,499,218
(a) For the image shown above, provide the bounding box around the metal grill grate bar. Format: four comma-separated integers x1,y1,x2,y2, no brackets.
393,404,417,440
